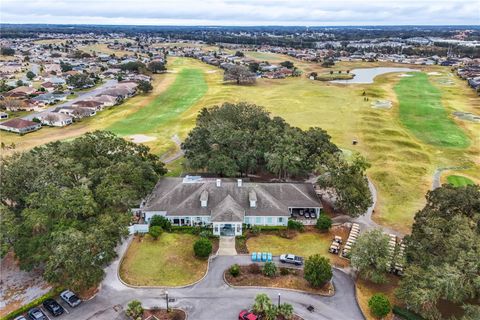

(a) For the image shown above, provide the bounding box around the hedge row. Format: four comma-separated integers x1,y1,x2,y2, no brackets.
2,287,64,320
392,306,425,320
248,225,287,231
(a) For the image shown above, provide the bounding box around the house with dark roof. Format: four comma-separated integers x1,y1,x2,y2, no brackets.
139,176,322,236
0,118,41,134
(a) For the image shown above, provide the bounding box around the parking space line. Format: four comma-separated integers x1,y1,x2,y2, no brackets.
40,307,52,320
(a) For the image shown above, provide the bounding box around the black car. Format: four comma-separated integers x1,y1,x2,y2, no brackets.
27,308,47,320
43,299,65,316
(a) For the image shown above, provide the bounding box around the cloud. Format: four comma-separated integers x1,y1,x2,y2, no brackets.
1,0,478,26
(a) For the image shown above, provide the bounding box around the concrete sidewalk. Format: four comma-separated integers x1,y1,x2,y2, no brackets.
216,236,237,255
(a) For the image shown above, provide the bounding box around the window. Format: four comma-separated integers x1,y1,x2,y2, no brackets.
267,217,273,224
255,217,262,224
278,217,284,224
236,224,241,233
173,218,180,225
244,217,251,224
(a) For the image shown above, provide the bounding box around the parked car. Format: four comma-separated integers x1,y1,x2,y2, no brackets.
27,308,47,320
43,298,65,316
280,253,303,265
239,310,258,320
60,290,82,307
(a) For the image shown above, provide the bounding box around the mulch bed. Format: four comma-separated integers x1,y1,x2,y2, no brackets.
225,265,333,296
142,308,186,320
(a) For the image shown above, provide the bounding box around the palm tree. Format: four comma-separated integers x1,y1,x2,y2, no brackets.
253,294,272,315
278,303,294,320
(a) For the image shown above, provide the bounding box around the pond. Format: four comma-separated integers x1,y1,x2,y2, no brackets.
330,67,419,84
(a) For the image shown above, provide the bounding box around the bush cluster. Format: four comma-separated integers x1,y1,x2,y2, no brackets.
368,293,391,318
316,214,332,231
287,220,304,232
263,261,277,277
229,264,240,277
193,238,212,258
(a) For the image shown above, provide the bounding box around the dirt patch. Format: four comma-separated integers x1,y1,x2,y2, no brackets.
225,265,334,296
427,71,442,76
398,74,413,77
127,134,157,143
143,308,186,320
0,252,51,317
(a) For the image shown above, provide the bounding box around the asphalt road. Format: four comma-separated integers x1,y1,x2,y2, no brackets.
22,79,118,120
56,238,364,320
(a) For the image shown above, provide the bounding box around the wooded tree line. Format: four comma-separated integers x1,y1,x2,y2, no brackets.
182,102,372,216
0,131,166,291
350,184,480,320
398,184,480,319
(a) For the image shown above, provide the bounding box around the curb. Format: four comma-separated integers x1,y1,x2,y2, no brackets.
116,236,214,289
222,268,335,297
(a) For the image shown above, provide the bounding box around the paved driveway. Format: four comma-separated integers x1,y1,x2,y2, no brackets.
56,237,364,320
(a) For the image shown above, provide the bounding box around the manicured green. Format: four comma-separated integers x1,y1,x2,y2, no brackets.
395,73,469,148
108,68,207,135
446,175,475,187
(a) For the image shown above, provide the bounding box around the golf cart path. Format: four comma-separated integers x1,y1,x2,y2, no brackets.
62,237,364,320
160,134,184,164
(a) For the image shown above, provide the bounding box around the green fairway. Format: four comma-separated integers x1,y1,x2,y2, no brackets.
108,68,208,135
446,175,475,187
395,73,469,148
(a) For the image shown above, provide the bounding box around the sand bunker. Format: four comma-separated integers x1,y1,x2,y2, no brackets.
427,72,442,76
452,111,480,123
398,74,413,77
128,134,157,143
206,70,217,73
371,100,392,109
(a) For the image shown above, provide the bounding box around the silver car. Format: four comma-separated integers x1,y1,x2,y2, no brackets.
60,290,82,307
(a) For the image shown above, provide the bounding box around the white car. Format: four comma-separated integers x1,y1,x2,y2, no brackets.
279,254,303,265
60,290,82,307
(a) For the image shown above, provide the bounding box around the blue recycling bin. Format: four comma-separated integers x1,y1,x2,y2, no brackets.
251,252,257,261
262,252,267,261
267,252,272,261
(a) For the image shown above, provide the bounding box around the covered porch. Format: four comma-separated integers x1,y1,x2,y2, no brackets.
211,194,245,237
213,222,242,236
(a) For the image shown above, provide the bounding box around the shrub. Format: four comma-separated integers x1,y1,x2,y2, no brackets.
392,306,424,320
199,229,213,238
304,254,332,288
149,215,172,231
193,238,212,258
263,261,277,277
251,225,261,235
287,219,304,232
126,300,144,319
229,264,240,277
280,267,290,276
368,293,391,318
316,215,332,231
148,226,162,240
248,263,261,274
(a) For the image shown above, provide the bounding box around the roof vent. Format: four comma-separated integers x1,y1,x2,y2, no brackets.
249,190,257,208
237,179,243,187
200,190,208,207
216,179,221,187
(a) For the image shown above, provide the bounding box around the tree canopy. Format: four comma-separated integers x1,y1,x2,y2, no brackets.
67,73,94,89
350,229,391,284
0,131,166,291
223,65,256,85
397,184,480,319
147,61,166,73
181,102,339,178
317,152,372,217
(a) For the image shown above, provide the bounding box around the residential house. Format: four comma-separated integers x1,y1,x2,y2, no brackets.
36,111,73,127
56,106,96,119
138,176,322,236
31,92,68,106
0,118,42,134
89,94,119,107
8,86,36,96
71,100,104,111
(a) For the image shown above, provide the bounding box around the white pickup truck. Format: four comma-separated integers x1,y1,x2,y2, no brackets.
279,253,304,266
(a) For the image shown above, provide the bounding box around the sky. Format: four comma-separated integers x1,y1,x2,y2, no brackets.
1,0,479,26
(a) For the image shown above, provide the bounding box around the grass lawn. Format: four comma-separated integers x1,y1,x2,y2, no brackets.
119,233,208,286
246,229,349,268
395,73,469,148
446,175,475,187
356,275,399,320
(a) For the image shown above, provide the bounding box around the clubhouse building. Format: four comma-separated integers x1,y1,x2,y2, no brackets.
136,176,322,236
